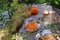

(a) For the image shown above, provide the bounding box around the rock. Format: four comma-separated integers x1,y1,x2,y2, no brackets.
1,11,10,19
0,21,3,26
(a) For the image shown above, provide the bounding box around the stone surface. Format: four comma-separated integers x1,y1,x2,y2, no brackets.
0,11,10,26
1,11,10,19
19,3,52,40
0,21,3,26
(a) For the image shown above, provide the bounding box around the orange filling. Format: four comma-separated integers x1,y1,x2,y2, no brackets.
25,21,38,31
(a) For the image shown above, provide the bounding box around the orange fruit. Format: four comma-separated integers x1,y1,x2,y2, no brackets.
30,7,38,15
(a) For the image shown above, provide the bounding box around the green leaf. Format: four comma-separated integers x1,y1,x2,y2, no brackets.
55,0,59,5
39,0,46,3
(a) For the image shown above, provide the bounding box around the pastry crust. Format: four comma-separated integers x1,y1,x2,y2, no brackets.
42,34,56,40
